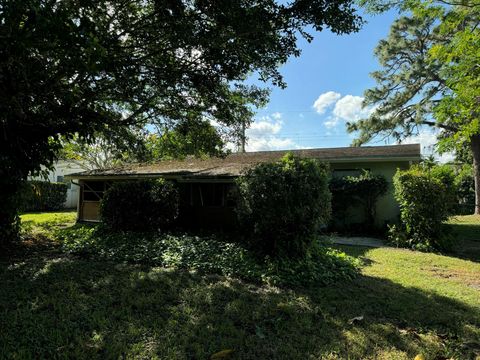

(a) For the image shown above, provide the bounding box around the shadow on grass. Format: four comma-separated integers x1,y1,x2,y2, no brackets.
1,255,479,359
445,224,480,263
448,224,480,243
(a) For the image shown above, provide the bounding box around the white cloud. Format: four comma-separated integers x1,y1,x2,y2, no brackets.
324,118,341,129
271,112,282,120
246,117,282,138
402,130,455,163
247,137,296,152
313,92,375,129
333,95,372,122
243,116,297,152
313,91,341,114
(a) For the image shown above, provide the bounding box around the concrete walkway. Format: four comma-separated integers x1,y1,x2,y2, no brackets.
327,236,389,248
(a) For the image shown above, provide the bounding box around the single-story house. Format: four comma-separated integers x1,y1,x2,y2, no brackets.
66,143,421,227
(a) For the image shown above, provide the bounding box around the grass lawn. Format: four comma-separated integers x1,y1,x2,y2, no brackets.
0,213,479,359
447,215,480,240
20,210,77,235
447,214,480,261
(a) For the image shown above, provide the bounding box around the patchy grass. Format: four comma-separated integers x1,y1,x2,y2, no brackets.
6,211,78,258
446,214,480,261
1,213,478,359
20,210,77,236
1,246,479,359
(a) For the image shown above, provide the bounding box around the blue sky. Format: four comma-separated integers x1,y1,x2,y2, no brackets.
243,9,442,158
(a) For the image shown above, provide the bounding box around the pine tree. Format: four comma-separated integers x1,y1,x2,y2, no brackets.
351,1,480,214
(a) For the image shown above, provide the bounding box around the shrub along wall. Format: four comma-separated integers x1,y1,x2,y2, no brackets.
100,179,179,232
21,181,68,212
236,153,331,259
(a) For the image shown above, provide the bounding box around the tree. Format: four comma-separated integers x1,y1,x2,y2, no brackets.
142,119,228,161
0,0,362,244
350,1,480,214
60,128,147,170
61,119,228,169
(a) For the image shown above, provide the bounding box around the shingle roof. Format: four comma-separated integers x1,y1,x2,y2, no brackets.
67,143,421,179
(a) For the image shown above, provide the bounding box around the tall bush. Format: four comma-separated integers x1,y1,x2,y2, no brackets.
21,181,68,212
236,153,331,258
330,171,388,230
390,168,452,251
429,164,457,212
454,164,475,215
100,179,179,232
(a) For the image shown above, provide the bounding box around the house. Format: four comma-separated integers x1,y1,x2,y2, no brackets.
29,160,85,209
66,144,421,226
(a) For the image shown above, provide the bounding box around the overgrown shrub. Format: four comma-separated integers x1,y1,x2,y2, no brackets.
58,225,359,287
100,179,179,232
421,163,475,215
330,171,388,231
454,164,475,215
390,168,453,251
429,164,457,212
236,153,331,258
21,181,68,212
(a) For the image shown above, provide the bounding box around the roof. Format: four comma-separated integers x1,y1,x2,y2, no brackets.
67,143,421,180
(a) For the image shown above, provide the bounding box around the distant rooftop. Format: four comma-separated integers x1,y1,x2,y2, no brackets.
67,143,421,179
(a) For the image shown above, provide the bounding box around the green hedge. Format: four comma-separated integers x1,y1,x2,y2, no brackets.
329,171,388,232
389,168,452,251
21,181,68,212
100,179,179,232
236,153,331,259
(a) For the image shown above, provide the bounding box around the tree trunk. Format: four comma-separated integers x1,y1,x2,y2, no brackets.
0,179,23,247
471,134,480,215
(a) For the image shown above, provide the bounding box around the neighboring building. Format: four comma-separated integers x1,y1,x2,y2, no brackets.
67,144,421,226
29,160,85,209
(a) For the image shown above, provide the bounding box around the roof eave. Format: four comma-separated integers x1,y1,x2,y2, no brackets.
66,155,420,180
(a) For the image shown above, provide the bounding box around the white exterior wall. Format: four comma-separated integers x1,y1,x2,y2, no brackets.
29,160,85,209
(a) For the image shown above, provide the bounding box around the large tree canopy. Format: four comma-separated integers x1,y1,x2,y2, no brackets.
59,127,147,170
0,0,362,242
349,0,480,214
142,119,228,161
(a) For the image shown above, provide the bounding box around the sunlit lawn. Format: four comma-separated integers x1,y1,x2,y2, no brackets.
0,212,478,359
20,210,77,235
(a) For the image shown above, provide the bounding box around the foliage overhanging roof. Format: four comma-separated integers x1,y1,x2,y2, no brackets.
68,144,421,179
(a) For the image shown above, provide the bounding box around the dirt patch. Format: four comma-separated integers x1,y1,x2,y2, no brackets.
425,265,480,290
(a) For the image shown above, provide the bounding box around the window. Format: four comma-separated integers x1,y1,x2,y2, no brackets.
56,175,64,183
82,181,108,202
189,183,233,207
